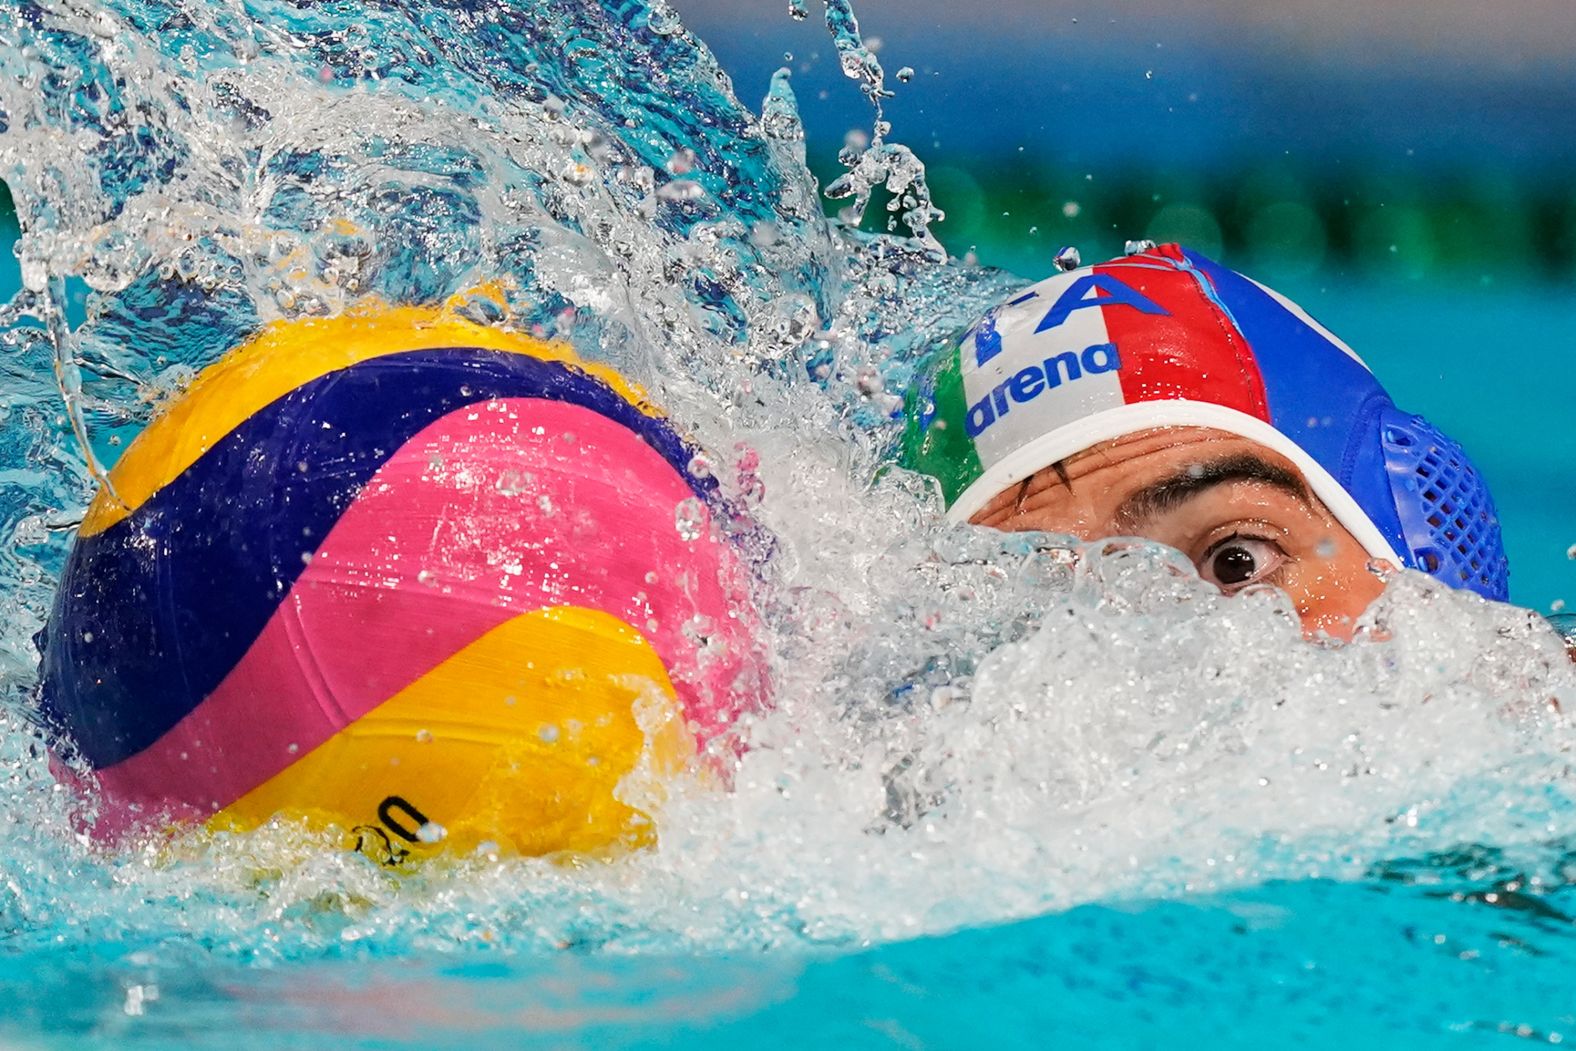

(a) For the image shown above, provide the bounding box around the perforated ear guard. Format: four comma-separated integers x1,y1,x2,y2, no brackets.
1379,407,1509,601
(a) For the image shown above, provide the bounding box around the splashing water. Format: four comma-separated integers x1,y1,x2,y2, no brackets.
2,0,1576,1042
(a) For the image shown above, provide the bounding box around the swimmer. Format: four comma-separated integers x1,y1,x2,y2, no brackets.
901,243,1508,639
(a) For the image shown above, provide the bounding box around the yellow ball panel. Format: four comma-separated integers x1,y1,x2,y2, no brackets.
213,606,695,859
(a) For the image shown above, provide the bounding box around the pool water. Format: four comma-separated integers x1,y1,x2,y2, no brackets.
6,876,1576,1048
2,1,1575,1046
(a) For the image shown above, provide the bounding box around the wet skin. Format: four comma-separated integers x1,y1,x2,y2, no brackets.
970,427,1388,640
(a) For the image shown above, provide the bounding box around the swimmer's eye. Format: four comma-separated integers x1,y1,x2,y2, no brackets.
1197,534,1286,593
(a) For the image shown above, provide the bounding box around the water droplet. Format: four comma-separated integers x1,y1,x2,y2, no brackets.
19,258,46,292
665,148,696,175
688,452,714,479
1124,239,1158,255
415,821,447,843
896,66,914,83
684,613,716,642
656,179,704,203
1053,245,1081,271
1316,538,1337,559
675,497,706,541
1061,200,1081,219
788,0,808,20
122,983,157,1017
538,723,561,743
415,728,434,743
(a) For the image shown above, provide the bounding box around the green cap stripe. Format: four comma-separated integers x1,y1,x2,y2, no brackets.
900,345,982,507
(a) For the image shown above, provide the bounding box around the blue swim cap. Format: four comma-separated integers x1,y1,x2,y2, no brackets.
901,244,1509,601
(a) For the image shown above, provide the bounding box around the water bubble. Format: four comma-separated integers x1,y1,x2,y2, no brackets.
656,179,705,203
675,497,707,541
1054,245,1081,271
20,258,46,292
122,984,158,1017
415,821,447,844
841,128,870,154
495,470,532,496
1125,239,1158,255
665,148,697,175
684,614,716,643
688,452,715,479
788,0,808,20
895,67,914,83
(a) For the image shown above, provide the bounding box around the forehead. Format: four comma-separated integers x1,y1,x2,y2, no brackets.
1058,426,1306,488
1065,425,1298,469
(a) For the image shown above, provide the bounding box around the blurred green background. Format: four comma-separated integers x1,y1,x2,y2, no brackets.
4,0,1574,608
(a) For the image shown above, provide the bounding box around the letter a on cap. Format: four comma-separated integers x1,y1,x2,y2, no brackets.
1035,274,1170,333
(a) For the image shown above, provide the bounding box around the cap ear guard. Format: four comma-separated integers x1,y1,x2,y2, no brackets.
1379,407,1509,601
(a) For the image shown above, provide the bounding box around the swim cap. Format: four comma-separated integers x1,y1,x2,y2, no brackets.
901,243,1509,601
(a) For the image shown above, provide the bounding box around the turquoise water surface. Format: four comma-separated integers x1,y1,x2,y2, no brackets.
5,875,1575,1048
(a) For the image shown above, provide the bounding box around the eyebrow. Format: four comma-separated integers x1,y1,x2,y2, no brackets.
1113,453,1311,531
